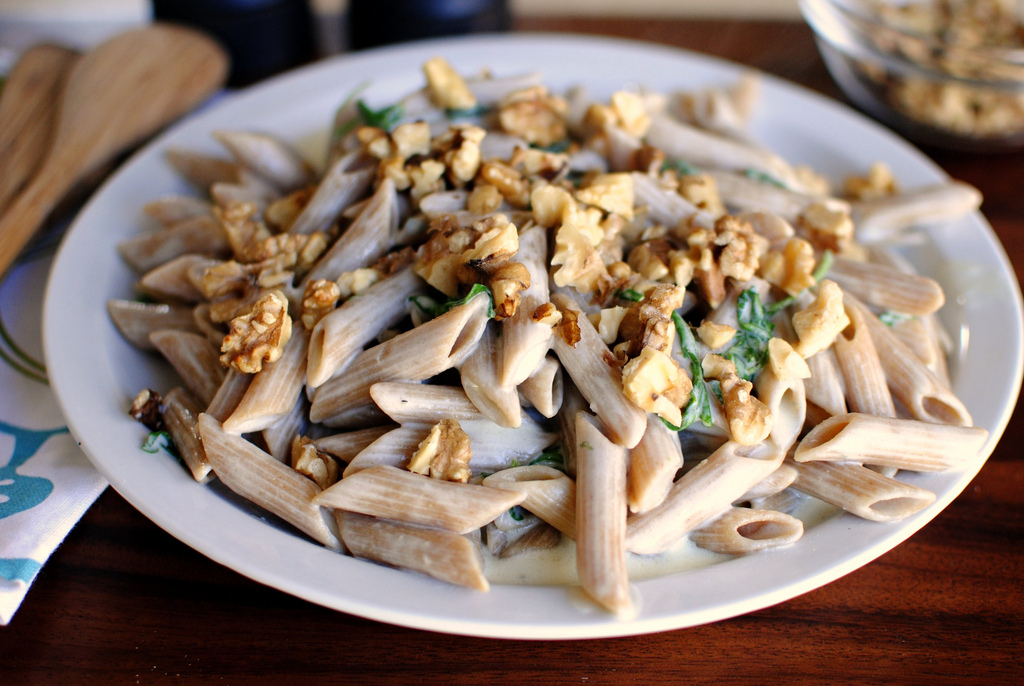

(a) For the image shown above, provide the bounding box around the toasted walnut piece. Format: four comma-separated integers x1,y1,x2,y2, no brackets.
129,388,164,431
617,283,686,358
462,218,518,266
219,289,293,374
550,202,608,292
621,347,693,427
301,279,341,330
490,261,531,320
697,320,737,350
200,260,251,299
591,306,629,345
555,304,582,346
357,126,393,159
291,436,339,490
391,121,432,159
369,246,416,277
610,91,651,137
531,302,562,326
794,165,831,197
760,237,817,296
508,146,569,180
667,249,697,287
265,187,314,230
678,174,725,217
530,184,574,227
768,337,811,382
798,201,854,254
217,202,272,259
435,125,486,185
380,155,411,191
414,217,477,296
423,56,477,111
702,354,773,445
409,159,447,201
628,241,671,281
792,279,851,358
575,173,634,220
336,268,381,299
245,231,329,274
467,183,503,214
408,418,473,483
498,86,568,147
714,215,766,282
844,161,898,201
479,160,530,207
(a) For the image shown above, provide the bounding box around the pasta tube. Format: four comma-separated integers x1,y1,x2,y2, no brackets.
690,506,803,554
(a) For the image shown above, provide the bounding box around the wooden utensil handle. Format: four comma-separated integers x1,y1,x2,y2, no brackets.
0,162,75,276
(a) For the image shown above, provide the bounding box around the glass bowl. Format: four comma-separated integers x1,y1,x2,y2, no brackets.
800,0,1024,151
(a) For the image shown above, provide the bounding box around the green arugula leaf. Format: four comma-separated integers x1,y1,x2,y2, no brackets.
662,159,701,176
530,139,572,153
615,288,644,303
529,445,567,474
879,310,915,327
723,288,775,382
446,104,491,119
357,99,405,132
141,431,178,457
667,312,714,431
765,250,835,316
743,168,786,188
408,283,495,320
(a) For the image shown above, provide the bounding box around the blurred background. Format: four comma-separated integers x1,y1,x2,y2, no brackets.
0,0,801,82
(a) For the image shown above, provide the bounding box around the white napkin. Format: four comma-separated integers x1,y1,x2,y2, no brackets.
0,232,107,625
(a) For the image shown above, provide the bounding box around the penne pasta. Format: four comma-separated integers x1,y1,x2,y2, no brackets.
148,329,224,406
162,387,211,483
483,465,577,538
788,458,936,522
832,297,897,418
517,355,564,419
690,506,803,554
458,322,522,428
500,224,553,387
626,416,683,515
223,327,310,434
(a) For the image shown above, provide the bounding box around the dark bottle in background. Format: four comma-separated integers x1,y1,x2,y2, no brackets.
151,0,314,86
349,0,510,51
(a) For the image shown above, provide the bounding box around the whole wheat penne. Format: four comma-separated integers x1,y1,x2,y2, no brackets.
749,487,802,515
575,413,633,617
143,195,213,226
213,130,314,192
223,327,310,434
198,413,341,550
500,225,553,386
828,257,945,317
788,457,937,522
369,383,484,423
261,393,311,462
149,330,225,406
794,412,989,472
314,465,525,534
314,426,394,462
205,368,252,422
631,171,704,227
626,440,784,555
306,266,427,387
118,216,229,273
707,169,827,221
458,323,522,428
210,171,280,209
845,295,972,426
832,298,897,418
483,465,577,538
107,299,201,350
753,364,806,454
302,176,395,279
165,148,241,190
691,506,803,554
309,293,490,427
550,294,648,449
738,462,797,501
851,180,982,242
803,347,847,418
338,511,489,591
557,376,588,478
342,418,557,477
518,355,563,418
138,254,219,303
162,386,211,483
627,417,683,515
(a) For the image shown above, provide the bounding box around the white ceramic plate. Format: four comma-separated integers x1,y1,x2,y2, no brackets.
43,34,1023,639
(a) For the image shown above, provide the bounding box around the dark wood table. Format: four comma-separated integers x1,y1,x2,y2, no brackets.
5,18,1023,683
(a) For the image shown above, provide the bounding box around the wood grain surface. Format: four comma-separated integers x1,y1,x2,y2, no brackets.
3,18,1022,684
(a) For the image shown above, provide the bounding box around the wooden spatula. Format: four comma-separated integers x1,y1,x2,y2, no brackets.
0,23,229,276
0,44,79,218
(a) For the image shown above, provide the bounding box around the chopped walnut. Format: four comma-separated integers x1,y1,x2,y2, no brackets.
714,214,767,282
678,173,725,217
423,56,477,111
216,202,272,259
697,320,737,350
291,436,338,490
407,418,473,483
616,283,686,358
368,246,416,277
467,183,504,214
791,279,851,358
554,303,581,346
129,388,164,431
531,302,562,326
591,306,629,345
508,146,569,180
550,201,608,292
301,279,340,330
767,337,812,382
219,289,293,374
759,237,817,296
702,354,773,445
498,86,568,147
584,91,651,138
243,231,329,276
391,121,432,159
797,200,855,254
530,184,574,228
627,240,672,281
575,173,634,220
408,159,447,201
489,261,531,320
844,161,898,201
264,187,314,231
434,125,486,185
478,160,530,207
621,347,693,427
336,268,381,299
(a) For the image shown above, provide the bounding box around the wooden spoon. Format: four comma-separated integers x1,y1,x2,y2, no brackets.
0,44,79,218
0,23,229,276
